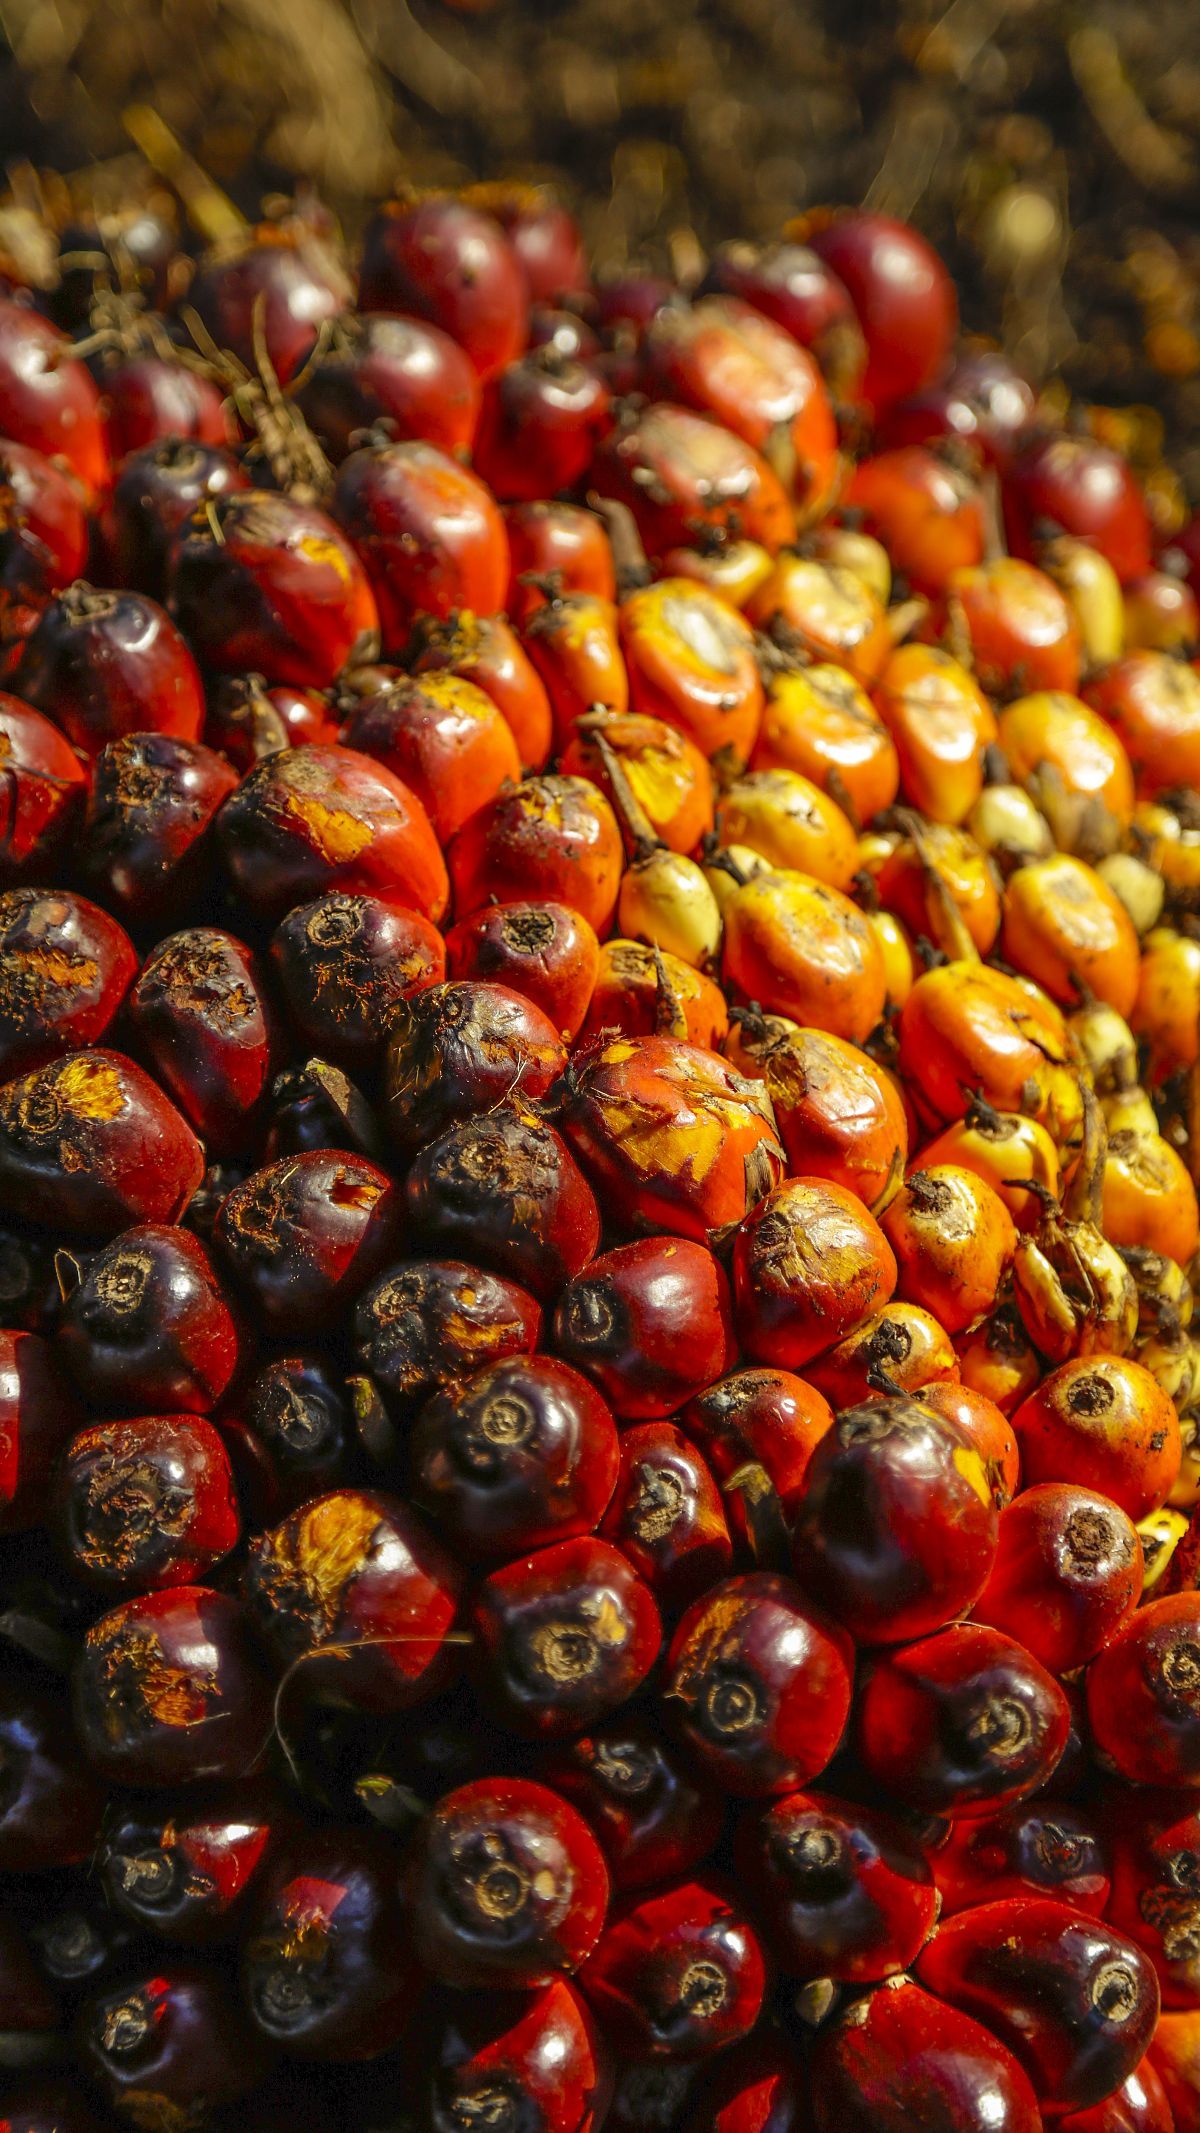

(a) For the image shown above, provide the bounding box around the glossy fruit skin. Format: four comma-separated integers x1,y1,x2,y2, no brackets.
226,1350,358,1516
332,439,508,655
443,900,600,1042
448,772,623,936
753,662,899,824
950,556,1083,696
480,190,588,302
79,732,237,930
1087,1593,1200,1786
215,1148,402,1335
733,1176,897,1371
579,1877,766,2060
78,1963,271,2126
880,348,1037,464
792,1396,997,1645
0,693,87,883
699,236,866,398
544,1714,726,1892
0,1049,204,1236
270,889,444,1068
344,670,521,844
0,1327,84,1533
407,1775,610,1988
742,1786,936,1982
561,1034,784,1247
1002,852,1140,1016
723,871,887,1043
471,1536,661,1739
897,958,1080,1146
425,1979,609,2133
52,1412,239,1595
597,1421,733,1615
100,437,250,600
683,1366,835,1553
0,297,108,502
759,1027,906,1210
412,606,554,771
245,1486,461,1711
997,688,1134,819
1004,433,1153,583
917,1898,1161,2114
562,710,714,856
882,1165,1017,1336
1086,651,1200,795
1012,1357,1182,1523
169,488,379,687
295,311,481,459
594,402,797,558
0,889,136,1080
873,643,997,825
72,1584,270,1786
1151,2009,1200,2133
475,348,613,501
128,927,278,1156
1105,1791,1200,2007
849,445,985,598
856,1622,1070,1818
553,1238,735,1423
98,1780,279,1945
384,979,566,1159
411,1353,620,1561
188,222,352,384
18,583,204,760
205,675,339,773
0,437,89,672
99,349,229,459
216,743,449,924
681,2034,807,2133
1059,2058,1175,2133
353,1257,542,1415
810,1975,1043,2133
0,1680,102,1872
406,1102,601,1302
504,498,616,618
808,1301,959,1409
359,197,527,380
666,1571,853,1797
972,1482,1142,1674
932,1798,1111,1918
805,210,957,413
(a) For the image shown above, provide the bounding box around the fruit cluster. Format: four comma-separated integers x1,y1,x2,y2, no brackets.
2,182,1200,2133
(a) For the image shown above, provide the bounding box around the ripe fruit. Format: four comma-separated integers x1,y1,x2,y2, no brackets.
579,1878,766,2059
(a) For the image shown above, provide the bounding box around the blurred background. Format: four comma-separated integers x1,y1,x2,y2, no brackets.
2,0,1200,489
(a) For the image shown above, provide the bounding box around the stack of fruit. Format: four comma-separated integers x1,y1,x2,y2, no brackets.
3,182,1200,2133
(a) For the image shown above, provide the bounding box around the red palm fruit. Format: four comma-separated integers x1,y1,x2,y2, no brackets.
504,498,616,620
55,1222,240,1415
792,1396,997,1644
740,1787,937,1981
465,184,589,303
245,1487,461,1711
803,210,957,413
17,584,204,759
593,402,797,557
947,555,1082,695
848,445,986,596
216,743,449,923
343,671,521,842
732,1177,897,1370
759,1027,907,1211
100,438,250,600
353,1257,541,1416
1084,649,1200,795
879,348,1037,465
0,438,88,672
239,1828,419,2060
554,1238,735,1421
972,1483,1142,1673
522,591,628,754
426,1980,609,2133
216,1148,402,1335
474,347,612,500
384,980,565,1158
1106,1791,1200,2007
932,1799,1110,1917
1004,432,1152,583
331,439,508,654
447,774,623,934
52,1413,240,1595
223,1350,359,1517
0,889,136,1076
471,1536,661,1739
810,1976,1042,2133
78,1964,272,2125
856,1623,1070,1818
100,353,229,458
407,1103,601,1300
0,297,109,501
561,711,714,855
917,1898,1160,2115
807,1302,959,1409
598,1421,733,1614
73,1586,271,1786
128,928,278,1155
0,1681,102,1872
0,694,87,884
1152,2010,1200,2133
270,890,445,1067
1059,2058,1174,2133
683,1366,835,1555
80,732,237,930
407,1775,610,1988
722,871,887,1043
98,1779,279,1945
1012,1357,1181,1524
560,1033,784,1246
580,1878,766,2061
0,1049,204,1235
411,609,554,772
618,577,763,768
920,1379,1021,1505
544,1715,726,1892
0,1328,82,1534
204,675,339,772
187,221,352,382
169,490,379,686
1087,1594,1200,1786
295,312,481,459
443,901,600,1042
410,1353,620,1560
358,197,527,379
682,2035,807,2133
699,236,867,399
666,1571,854,1797
882,1165,1017,1336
